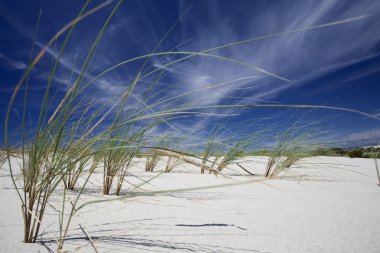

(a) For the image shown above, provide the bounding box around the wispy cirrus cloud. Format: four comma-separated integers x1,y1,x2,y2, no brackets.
0,52,27,70
170,0,380,104
1,0,380,146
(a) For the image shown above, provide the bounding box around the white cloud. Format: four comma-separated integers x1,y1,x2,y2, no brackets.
1,0,379,145
0,52,27,70
170,0,380,105
373,109,380,118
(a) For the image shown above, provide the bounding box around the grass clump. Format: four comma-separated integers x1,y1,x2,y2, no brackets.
62,127,95,190
264,126,317,178
200,120,266,174
164,156,183,172
102,138,129,195
145,137,170,172
14,115,99,243
102,127,148,195
145,150,161,172
4,0,125,245
215,141,246,172
64,149,92,190
200,124,224,174
115,128,147,195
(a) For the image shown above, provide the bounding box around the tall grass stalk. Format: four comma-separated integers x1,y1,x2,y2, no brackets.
374,155,380,186
0,149,6,168
372,147,380,185
201,124,224,174
58,156,98,250
3,0,124,244
115,133,146,195
101,72,157,195
63,100,94,191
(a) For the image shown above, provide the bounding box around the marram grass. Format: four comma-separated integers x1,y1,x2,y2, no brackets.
3,1,380,250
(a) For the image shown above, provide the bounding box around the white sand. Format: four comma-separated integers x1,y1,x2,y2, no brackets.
1,156,379,252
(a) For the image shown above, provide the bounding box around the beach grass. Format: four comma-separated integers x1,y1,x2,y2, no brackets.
3,0,380,250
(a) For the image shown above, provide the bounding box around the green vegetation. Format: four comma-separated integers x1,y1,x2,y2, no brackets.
164,156,182,172
199,120,266,174
3,0,380,250
145,151,161,172
264,126,317,178
200,124,224,174
305,147,380,158
348,149,364,158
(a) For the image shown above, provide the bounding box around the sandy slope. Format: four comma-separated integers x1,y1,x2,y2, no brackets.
0,156,379,252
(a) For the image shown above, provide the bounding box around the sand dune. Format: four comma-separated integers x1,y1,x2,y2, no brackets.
0,156,379,252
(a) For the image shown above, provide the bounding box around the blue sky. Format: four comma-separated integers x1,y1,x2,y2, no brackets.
0,0,380,148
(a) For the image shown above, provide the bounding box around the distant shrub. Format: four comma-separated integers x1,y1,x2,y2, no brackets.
348,149,363,158
311,147,348,156
312,148,331,156
249,149,273,156
330,148,346,156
